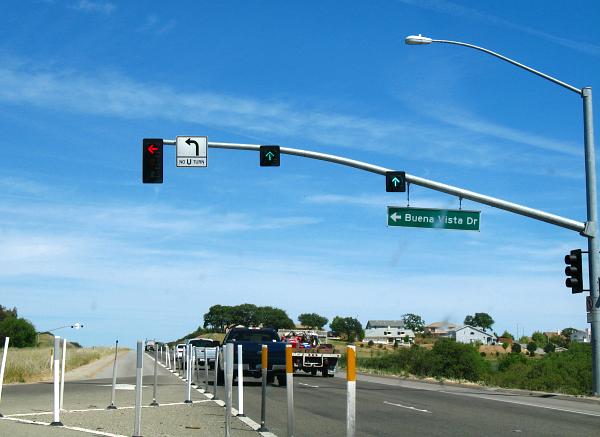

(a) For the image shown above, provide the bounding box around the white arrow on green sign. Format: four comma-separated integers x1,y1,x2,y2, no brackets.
387,206,481,231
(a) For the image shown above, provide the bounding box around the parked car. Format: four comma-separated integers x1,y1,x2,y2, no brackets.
188,338,220,369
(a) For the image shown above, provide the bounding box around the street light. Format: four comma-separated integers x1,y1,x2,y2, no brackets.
406,34,600,395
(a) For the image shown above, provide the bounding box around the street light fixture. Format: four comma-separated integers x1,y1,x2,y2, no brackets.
406,35,599,395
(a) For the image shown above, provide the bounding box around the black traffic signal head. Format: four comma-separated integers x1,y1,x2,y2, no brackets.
143,138,163,183
260,145,280,167
386,171,406,192
564,249,583,293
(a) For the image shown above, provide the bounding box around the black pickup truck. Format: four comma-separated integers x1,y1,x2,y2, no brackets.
218,327,287,386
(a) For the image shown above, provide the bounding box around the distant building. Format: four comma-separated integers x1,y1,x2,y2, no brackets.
363,320,415,344
570,328,591,343
424,321,460,336
448,325,497,345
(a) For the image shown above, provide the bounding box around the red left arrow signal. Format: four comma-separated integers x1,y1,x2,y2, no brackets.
147,144,158,154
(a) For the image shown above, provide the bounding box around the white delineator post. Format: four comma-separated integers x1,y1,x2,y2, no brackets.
165,345,170,369
60,338,67,410
107,340,118,409
346,345,356,437
204,347,209,392
0,336,10,417
212,347,219,399
225,343,234,437
133,341,143,437
185,343,192,403
50,336,63,426
286,344,295,437
237,344,244,416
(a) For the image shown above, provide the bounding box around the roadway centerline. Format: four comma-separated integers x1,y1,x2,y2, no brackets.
299,382,320,388
383,400,431,414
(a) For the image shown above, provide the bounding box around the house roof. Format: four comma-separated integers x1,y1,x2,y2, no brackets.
366,320,405,328
425,321,459,329
452,325,496,337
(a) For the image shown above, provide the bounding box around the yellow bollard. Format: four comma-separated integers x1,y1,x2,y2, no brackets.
346,345,356,437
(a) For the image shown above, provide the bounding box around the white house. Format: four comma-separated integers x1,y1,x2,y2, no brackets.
363,320,415,344
570,328,591,343
448,325,497,345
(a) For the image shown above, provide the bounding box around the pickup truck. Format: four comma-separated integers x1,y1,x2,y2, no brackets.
218,327,287,386
188,338,219,369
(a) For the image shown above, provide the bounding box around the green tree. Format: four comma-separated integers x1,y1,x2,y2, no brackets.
0,305,17,323
0,317,36,348
544,342,556,353
502,342,509,350
549,334,567,348
500,330,514,340
298,313,329,329
203,305,231,332
229,304,259,327
257,306,295,330
531,331,548,348
330,316,363,342
401,313,425,333
527,341,538,356
511,343,522,354
463,313,494,331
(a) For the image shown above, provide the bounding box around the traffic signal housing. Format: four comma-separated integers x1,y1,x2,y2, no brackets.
565,249,584,294
386,171,406,192
260,145,280,167
143,138,163,183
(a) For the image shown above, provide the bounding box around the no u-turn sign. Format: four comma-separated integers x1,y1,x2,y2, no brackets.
176,136,208,167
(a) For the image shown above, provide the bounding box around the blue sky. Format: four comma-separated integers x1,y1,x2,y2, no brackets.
1,1,599,346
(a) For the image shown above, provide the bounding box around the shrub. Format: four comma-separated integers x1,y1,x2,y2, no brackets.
368,340,374,347
480,352,486,357
430,339,489,381
0,317,36,348
544,342,556,354
502,342,509,350
511,343,522,354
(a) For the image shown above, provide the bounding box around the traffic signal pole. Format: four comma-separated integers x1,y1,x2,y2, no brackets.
158,138,596,393
582,88,600,395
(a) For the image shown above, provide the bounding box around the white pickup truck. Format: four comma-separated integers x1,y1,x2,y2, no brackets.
188,338,220,369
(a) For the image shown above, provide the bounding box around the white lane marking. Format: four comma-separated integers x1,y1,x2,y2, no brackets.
0,416,128,437
98,384,142,390
299,382,320,388
438,390,600,418
383,400,431,414
5,401,209,417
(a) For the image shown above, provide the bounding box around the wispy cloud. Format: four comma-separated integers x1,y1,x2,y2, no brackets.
397,0,600,56
0,200,319,237
0,60,578,175
138,15,175,34
70,0,115,15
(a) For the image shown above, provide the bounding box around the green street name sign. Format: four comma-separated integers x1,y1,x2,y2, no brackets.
387,207,481,231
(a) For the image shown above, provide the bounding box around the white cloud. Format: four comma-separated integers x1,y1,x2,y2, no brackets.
70,0,115,15
0,61,578,175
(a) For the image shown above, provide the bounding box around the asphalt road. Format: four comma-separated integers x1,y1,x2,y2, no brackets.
3,349,600,436
207,365,600,437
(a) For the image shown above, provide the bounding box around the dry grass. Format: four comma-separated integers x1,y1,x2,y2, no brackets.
1,346,113,384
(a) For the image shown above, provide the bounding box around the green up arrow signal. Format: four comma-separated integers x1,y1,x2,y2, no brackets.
265,151,275,161
392,177,401,186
